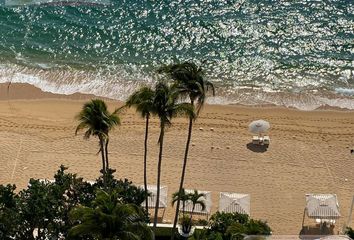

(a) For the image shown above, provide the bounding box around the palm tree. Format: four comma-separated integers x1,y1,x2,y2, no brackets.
171,188,189,217
125,87,156,214
172,189,206,237
188,190,206,219
69,190,153,240
158,62,214,240
75,99,120,184
152,82,195,232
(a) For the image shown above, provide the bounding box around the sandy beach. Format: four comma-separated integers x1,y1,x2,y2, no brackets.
0,83,354,235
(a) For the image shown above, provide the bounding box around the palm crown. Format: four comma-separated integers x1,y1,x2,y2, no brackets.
153,82,196,127
75,99,120,140
69,190,153,240
158,62,215,113
125,86,156,118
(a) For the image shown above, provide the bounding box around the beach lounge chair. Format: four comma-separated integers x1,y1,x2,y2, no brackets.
252,136,260,145
263,136,270,145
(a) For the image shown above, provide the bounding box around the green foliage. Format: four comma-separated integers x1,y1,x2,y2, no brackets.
69,190,153,240
153,82,195,127
0,184,19,239
75,99,120,140
195,219,208,226
172,188,190,213
95,168,148,207
180,215,193,234
241,219,271,235
125,86,156,118
209,212,249,235
0,165,148,240
200,212,271,240
345,227,354,239
158,61,215,113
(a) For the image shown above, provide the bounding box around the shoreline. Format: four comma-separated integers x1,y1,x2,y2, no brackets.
1,82,354,113
0,82,354,234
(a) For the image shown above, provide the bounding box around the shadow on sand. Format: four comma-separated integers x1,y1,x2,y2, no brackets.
246,143,268,153
299,224,335,240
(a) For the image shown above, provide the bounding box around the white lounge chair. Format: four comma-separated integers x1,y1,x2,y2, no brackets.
263,136,270,145
252,136,260,145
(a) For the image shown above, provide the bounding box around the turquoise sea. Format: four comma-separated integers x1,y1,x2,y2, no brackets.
0,0,353,110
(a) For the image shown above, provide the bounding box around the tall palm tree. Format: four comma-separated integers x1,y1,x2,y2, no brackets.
125,86,156,213
69,190,153,240
75,99,120,184
158,62,214,240
152,82,195,232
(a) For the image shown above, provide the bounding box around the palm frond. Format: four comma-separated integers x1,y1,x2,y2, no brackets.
172,103,196,120
125,86,156,118
158,62,215,117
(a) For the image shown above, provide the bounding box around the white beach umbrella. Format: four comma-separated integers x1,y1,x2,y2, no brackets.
140,185,168,208
248,119,270,135
306,194,341,219
219,192,250,215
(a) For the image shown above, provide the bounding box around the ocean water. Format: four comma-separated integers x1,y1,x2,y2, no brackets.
0,0,353,110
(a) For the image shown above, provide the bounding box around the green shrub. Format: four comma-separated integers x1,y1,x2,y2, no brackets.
0,165,148,240
204,212,271,240
345,227,354,239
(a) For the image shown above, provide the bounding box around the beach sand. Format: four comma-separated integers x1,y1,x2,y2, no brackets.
0,83,354,235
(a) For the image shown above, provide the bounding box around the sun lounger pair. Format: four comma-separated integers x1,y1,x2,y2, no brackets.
252,136,270,145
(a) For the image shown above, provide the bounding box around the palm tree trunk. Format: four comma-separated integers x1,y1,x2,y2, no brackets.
144,115,150,213
153,121,165,233
99,136,106,185
171,115,193,240
105,138,109,171
190,205,195,220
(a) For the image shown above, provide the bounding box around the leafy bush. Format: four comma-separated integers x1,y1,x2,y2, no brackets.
191,212,271,240
209,212,249,235
345,227,354,239
195,219,209,226
0,165,148,240
68,190,152,240
0,184,19,239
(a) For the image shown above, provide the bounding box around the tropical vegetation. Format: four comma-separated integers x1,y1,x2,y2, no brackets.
190,212,271,240
69,190,153,240
0,165,149,240
345,227,354,239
